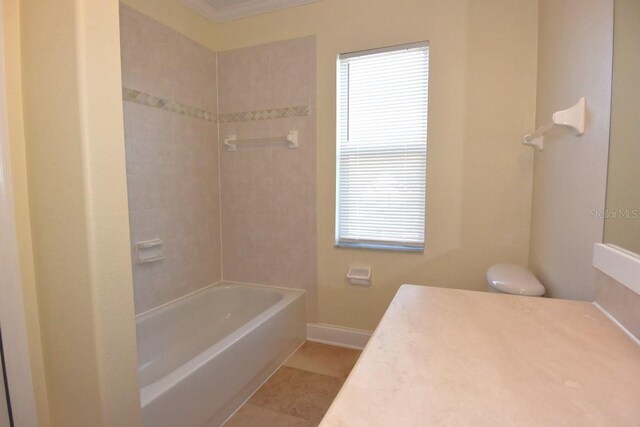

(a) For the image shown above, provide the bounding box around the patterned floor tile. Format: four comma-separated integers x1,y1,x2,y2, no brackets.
247,367,343,424
224,342,361,426
224,404,312,427
284,341,361,379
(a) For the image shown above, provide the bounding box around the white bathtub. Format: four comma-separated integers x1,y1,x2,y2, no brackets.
136,282,306,427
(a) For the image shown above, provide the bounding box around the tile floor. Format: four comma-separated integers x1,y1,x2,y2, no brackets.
224,341,361,426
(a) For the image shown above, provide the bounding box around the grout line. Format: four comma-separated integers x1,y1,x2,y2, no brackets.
231,404,310,425
282,364,350,381
222,339,306,425
593,302,640,346
215,52,225,282
228,342,356,425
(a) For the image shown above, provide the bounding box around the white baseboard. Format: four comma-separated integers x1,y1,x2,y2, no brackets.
306,323,372,350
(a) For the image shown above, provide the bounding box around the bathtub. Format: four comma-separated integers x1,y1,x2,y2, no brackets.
136,282,306,427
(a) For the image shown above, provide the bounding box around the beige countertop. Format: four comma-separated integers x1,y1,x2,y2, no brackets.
320,285,640,426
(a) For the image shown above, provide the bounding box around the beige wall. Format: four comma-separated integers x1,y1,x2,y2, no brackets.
529,0,613,301
218,37,317,320
214,0,539,330
20,0,140,425
3,0,50,423
120,0,217,51
603,0,640,255
120,5,222,314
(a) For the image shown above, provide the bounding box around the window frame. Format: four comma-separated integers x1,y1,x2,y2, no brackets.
335,41,430,252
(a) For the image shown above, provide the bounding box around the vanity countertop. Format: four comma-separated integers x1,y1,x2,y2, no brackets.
320,285,640,426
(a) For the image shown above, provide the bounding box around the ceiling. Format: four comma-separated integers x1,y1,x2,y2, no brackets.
180,0,320,23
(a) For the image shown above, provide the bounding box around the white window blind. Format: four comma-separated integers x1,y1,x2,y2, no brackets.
336,42,429,250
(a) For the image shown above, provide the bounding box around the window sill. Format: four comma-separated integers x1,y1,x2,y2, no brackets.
335,242,424,253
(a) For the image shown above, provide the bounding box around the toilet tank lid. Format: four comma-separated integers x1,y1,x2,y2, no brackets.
487,264,545,296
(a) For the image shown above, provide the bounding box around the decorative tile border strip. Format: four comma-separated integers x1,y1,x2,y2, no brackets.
122,87,216,122
218,105,310,123
122,87,310,124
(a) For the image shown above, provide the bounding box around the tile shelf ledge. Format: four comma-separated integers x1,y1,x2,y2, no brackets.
593,243,640,296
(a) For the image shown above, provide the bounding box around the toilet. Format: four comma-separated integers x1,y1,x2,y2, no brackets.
486,263,545,297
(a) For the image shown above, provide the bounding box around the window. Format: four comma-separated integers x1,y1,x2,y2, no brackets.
336,42,429,251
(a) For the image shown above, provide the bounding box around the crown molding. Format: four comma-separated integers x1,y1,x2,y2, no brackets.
180,0,320,23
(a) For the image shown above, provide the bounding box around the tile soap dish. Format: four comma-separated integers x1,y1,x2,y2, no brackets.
135,238,164,264
347,266,372,286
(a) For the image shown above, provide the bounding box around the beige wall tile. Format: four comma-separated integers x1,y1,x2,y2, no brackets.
121,5,221,314
595,271,640,340
122,10,315,317
218,37,317,320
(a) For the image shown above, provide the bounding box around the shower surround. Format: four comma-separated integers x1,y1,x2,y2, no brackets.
120,6,221,314
119,5,317,319
218,37,318,321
